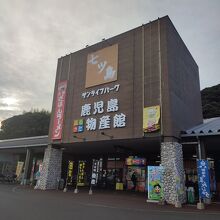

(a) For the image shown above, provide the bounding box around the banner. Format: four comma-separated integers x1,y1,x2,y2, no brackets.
15,161,24,179
77,161,86,186
66,161,74,186
91,159,100,186
52,80,67,140
143,106,160,133
197,160,211,199
148,166,164,201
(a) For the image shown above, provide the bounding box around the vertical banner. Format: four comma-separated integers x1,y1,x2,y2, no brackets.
197,160,211,199
52,80,68,140
143,106,160,133
148,166,164,201
91,159,100,186
77,161,86,186
15,161,24,180
66,161,74,186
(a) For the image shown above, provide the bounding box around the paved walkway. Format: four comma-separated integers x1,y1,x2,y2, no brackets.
0,184,220,220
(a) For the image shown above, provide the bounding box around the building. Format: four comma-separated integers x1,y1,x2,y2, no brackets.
33,15,202,205
2,15,218,205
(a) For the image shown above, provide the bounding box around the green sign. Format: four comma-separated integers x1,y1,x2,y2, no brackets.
147,166,164,201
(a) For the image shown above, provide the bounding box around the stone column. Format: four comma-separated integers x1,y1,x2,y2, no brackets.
161,142,186,205
35,145,62,190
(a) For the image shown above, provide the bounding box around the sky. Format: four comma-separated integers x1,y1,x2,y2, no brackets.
0,0,220,123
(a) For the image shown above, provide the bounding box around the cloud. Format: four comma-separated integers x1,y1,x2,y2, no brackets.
0,0,220,122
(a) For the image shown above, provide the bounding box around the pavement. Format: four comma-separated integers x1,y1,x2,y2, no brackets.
0,183,220,220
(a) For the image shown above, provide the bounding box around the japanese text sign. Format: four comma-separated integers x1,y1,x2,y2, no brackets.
67,161,74,186
52,81,67,140
79,98,126,131
197,160,210,199
85,44,118,88
91,159,100,186
77,161,86,186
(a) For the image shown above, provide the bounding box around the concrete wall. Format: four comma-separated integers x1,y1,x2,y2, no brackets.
162,17,203,139
49,16,202,145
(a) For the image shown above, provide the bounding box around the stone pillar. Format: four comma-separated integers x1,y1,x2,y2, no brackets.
22,148,33,185
35,145,62,190
161,142,186,205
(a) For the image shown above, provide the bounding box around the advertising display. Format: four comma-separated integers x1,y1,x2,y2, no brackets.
143,105,160,133
91,159,100,186
52,80,67,140
85,44,118,88
66,161,74,186
77,161,86,186
197,159,211,199
15,161,24,180
147,166,164,201
126,157,146,192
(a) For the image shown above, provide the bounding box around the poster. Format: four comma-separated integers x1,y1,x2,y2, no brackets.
148,166,164,201
77,161,86,186
15,161,24,180
52,80,67,140
66,161,74,186
197,160,211,199
143,106,160,133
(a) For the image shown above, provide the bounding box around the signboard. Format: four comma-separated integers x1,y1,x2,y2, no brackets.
147,166,164,201
78,98,126,132
66,161,74,186
73,119,84,133
77,161,86,186
85,44,118,88
15,161,24,180
197,160,211,199
143,106,160,133
125,157,146,166
91,159,100,186
52,81,67,140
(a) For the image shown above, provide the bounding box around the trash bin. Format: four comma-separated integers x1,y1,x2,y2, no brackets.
187,187,195,204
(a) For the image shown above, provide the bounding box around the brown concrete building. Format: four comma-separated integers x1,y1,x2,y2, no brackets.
35,16,203,205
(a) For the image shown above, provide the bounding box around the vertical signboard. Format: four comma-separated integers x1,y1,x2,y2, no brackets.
77,161,86,186
52,81,67,140
197,160,211,199
15,161,24,180
66,161,74,186
147,166,164,201
91,159,100,186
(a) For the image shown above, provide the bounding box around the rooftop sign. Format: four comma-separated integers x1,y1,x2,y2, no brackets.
85,44,118,88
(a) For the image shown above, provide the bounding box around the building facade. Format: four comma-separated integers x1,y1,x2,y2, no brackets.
37,16,203,205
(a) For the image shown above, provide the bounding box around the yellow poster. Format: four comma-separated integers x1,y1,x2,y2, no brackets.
15,161,24,179
85,44,118,88
143,106,160,133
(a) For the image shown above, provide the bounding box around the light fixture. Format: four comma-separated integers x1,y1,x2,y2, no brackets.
101,131,113,139
73,135,86,142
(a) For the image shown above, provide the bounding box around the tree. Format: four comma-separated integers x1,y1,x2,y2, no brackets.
201,84,220,119
0,110,50,140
